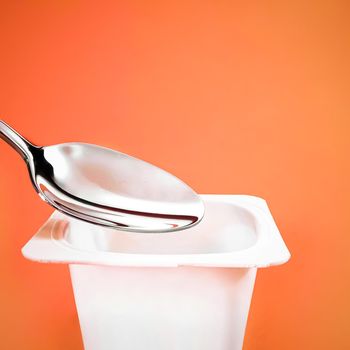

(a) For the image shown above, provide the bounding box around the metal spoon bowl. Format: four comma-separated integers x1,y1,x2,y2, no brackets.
0,120,204,233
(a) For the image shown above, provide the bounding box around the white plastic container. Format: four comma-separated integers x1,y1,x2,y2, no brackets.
22,195,290,350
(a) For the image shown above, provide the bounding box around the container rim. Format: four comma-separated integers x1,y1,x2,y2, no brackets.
22,195,291,268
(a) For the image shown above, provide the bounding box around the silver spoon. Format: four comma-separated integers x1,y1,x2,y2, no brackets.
0,120,204,233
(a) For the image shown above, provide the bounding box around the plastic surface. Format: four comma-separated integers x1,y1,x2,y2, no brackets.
22,195,290,350
23,195,290,268
70,265,257,350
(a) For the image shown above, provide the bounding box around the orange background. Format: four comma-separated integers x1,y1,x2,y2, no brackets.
0,1,349,349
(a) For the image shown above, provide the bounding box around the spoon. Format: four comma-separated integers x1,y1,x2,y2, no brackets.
0,120,204,233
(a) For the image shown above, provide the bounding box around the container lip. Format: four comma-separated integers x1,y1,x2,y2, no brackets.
22,195,291,268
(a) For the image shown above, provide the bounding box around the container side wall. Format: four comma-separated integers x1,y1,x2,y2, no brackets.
69,264,257,350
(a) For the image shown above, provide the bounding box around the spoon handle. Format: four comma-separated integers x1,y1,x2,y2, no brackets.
0,120,35,161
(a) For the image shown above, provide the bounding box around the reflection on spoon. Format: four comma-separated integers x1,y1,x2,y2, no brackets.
0,120,204,233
